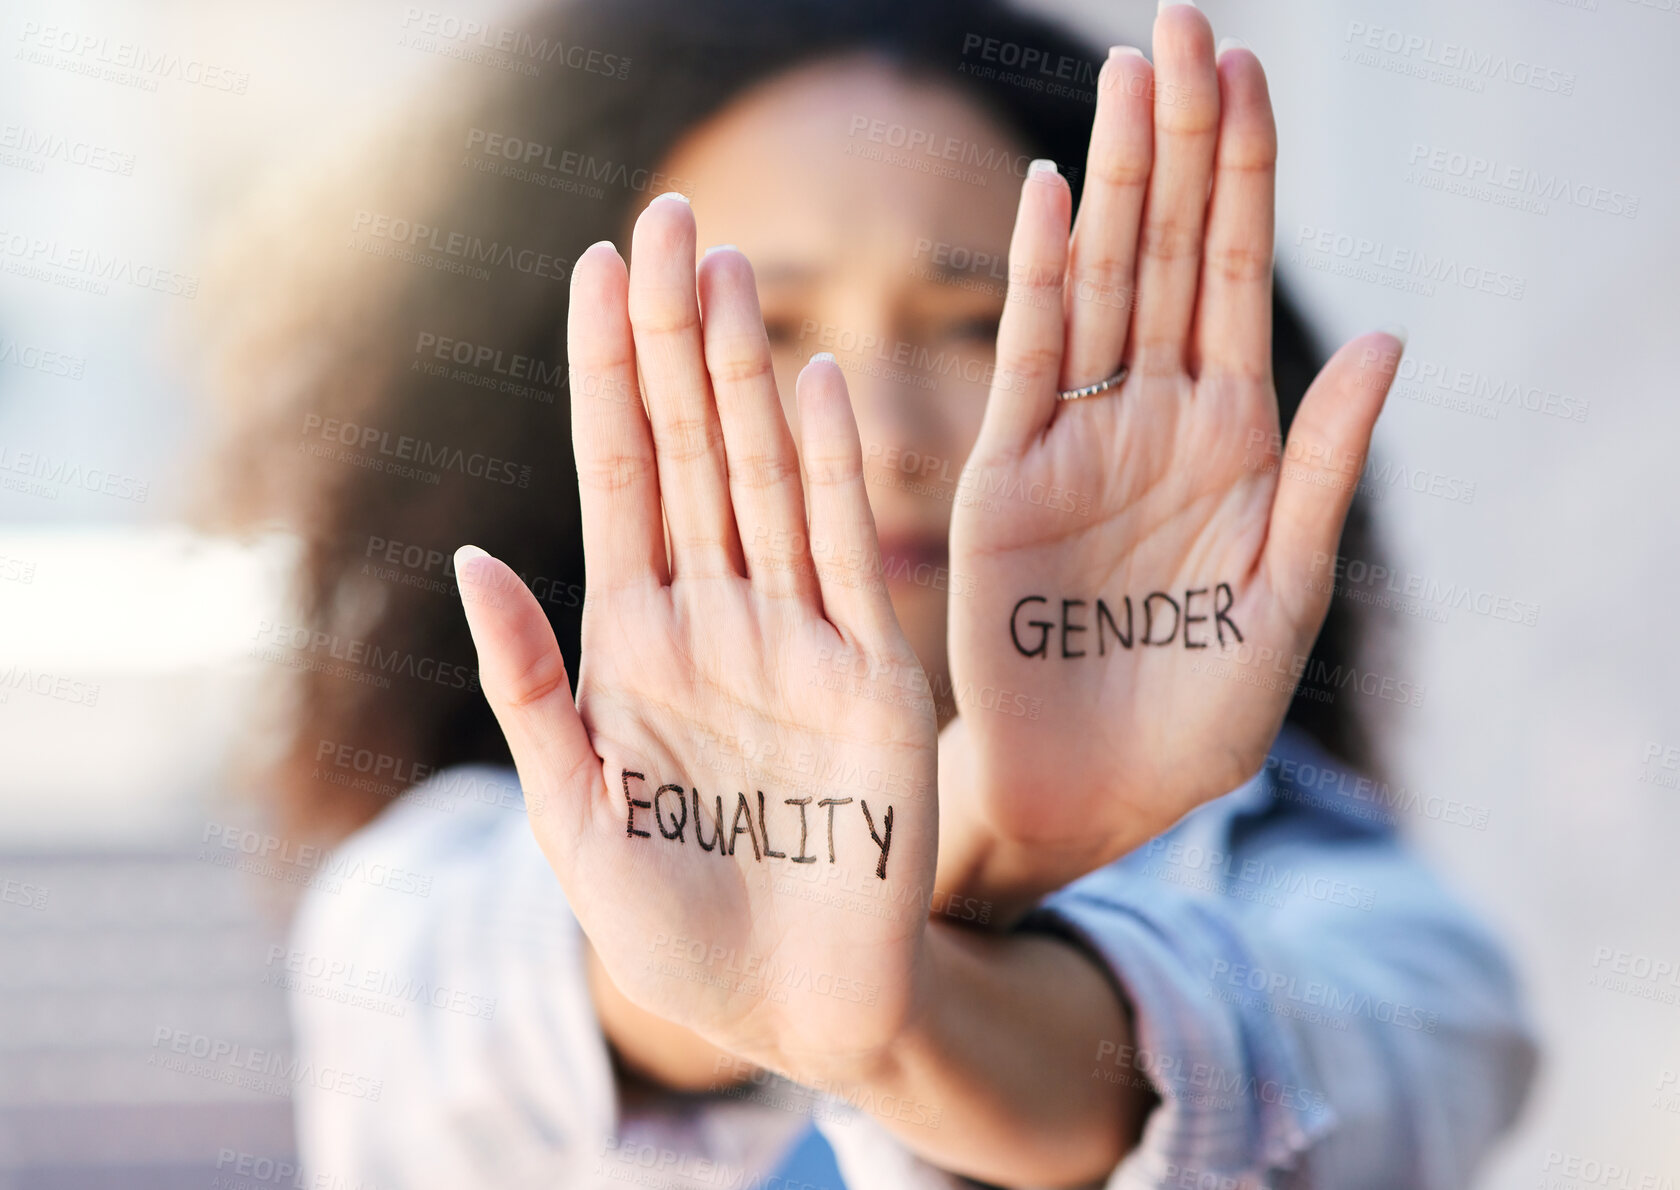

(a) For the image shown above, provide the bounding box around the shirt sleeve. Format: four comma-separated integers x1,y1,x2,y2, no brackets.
285,766,623,1188
1026,730,1538,1189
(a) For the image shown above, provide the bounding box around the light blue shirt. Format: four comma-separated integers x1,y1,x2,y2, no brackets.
287,727,1535,1189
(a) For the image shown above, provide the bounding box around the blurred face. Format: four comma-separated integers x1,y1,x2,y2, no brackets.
654,55,1025,691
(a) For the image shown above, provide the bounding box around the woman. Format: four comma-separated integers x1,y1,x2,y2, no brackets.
206,0,1536,1185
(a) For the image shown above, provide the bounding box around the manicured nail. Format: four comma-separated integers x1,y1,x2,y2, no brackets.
703,244,739,256
1029,158,1058,177
1109,45,1144,60
809,352,836,365
1378,323,1410,348
1217,36,1248,55
1158,0,1197,10
653,191,690,205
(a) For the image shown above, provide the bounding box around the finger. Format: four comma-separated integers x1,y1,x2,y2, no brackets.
794,355,899,644
1061,46,1153,391
697,247,821,605
455,545,601,850
1129,2,1220,374
975,159,1070,451
1262,330,1404,624
568,240,668,589
1194,41,1277,379
627,193,744,580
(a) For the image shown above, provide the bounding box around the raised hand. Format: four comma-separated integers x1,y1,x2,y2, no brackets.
942,7,1405,913
455,195,937,1078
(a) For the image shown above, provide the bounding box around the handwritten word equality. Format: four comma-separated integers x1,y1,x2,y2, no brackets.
620,770,896,880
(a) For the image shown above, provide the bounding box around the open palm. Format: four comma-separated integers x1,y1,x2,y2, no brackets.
945,8,1403,907
457,199,937,1075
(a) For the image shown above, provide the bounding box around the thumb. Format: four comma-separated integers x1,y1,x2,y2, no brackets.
1262,328,1403,624
455,544,599,847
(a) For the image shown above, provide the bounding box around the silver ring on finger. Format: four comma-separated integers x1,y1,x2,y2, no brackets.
1057,364,1129,402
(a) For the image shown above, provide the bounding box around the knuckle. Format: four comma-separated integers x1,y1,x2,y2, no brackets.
706,347,776,387
499,649,570,711
1086,147,1152,190
629,291,702,337
1206,243,1273,285
1218,133,1278,174
1141,218,1203,262
802,451,864,488
999,341,1062,379
729,450,801,491
653,414,725,464
578,452,652,493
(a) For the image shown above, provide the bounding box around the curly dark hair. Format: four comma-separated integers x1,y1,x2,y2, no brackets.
200,0,1379,844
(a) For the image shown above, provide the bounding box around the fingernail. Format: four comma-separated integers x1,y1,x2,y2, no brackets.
703,244,739,256
1109,45,1144,60
809,352,836,365
455,544,490,574
1158,0,1197,10
1217,36,1248,55
653,191,690,205
1378,323,1410,348
1029,158,1058,177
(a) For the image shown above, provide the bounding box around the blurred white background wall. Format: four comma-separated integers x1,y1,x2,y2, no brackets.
1,0,1676,1186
